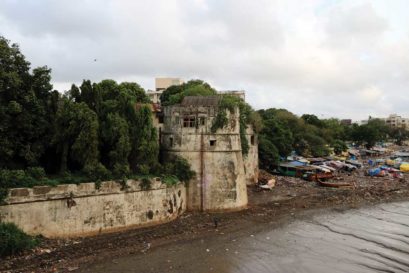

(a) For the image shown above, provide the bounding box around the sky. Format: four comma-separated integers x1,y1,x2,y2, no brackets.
1,0,408,120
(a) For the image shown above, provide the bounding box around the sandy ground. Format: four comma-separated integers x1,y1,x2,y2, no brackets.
1,171,409,273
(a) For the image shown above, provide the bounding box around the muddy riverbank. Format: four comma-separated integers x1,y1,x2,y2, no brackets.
82,201,409,273
1,175,409,273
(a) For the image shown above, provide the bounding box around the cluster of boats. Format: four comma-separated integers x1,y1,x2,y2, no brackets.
276,156,362,185
367,152,409,177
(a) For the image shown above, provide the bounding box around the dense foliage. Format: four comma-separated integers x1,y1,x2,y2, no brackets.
160,79,217,105
0,37,193,197
0,223,38,257
211,95,260,155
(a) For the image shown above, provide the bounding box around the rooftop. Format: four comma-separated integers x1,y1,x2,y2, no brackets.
180,96,221,107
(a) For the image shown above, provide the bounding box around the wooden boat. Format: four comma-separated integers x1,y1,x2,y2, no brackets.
307,172,334,182
317,180,352,188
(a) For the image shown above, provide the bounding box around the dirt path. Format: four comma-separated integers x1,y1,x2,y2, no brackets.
1,176,409,273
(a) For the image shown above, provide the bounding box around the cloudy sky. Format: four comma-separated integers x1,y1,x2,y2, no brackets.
1,0,408,120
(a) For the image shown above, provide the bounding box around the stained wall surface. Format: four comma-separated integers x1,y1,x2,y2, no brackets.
0,180,186,238
244,126,259,185
162,102,249,211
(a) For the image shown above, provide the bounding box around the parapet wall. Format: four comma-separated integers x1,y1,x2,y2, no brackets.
0,179,186,238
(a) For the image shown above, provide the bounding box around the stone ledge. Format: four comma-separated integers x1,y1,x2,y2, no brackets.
3,179,180,205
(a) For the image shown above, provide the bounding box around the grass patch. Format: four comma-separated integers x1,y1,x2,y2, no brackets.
161,175,179,185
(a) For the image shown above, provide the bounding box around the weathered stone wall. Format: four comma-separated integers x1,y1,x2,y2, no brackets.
0,179,186,238
244,126,259,185
162,104,248,211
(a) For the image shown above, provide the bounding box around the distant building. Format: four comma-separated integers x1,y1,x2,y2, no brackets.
147,77,184,104
155,77,184,91
359,119,369,125
146,90,162,104
340,119,352,126
357,114,409,130
384,114,409,129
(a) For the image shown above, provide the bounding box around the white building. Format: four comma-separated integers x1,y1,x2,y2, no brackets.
358,114,409,130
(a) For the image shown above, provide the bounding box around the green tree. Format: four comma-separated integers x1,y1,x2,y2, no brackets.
389,127,409,145
332,139,348,154
301,114,323,128
160,79,216,105
258,135,280,170
258,109,294,157
100,113,131,176
53,99,101,173
350,119,389,148
0,37,55,169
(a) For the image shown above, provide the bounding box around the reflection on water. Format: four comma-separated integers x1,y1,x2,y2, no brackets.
82,202,409,273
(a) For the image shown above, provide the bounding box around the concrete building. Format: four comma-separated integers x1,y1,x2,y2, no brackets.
384,114,409,129
155,77,184,91
161,96,257,211
147,77,184,104
340,119,352,126
359,114,409,129
146,90,163,104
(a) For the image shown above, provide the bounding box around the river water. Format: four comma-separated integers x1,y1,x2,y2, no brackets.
82,202,409,273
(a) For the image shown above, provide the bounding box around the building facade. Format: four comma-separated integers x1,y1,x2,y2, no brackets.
160,96,257,211
384,114,409,129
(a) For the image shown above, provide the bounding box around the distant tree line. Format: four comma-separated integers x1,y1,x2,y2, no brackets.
257,109,409,170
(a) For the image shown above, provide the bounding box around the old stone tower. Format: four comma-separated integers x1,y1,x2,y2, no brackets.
161,96,258,211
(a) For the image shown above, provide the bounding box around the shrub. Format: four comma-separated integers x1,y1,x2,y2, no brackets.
161,175,179,185
118,176,129,190
140,178,151,190
0,223,38,257
137,164,150,175
83,163,111,181
332,139,348,155
162,155,195,183
112,163,130,178
0,170,26,188
0,188,8,204
25,167,46,180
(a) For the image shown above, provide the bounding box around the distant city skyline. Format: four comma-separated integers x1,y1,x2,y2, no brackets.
1,0,408,120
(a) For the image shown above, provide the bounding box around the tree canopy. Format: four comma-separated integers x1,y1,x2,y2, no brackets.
0,36,192,190
160,79,217,106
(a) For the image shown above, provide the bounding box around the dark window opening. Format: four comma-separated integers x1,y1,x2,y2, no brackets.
158,115,164,124
250,135,255,145
183,117,196,128
199,117,205,126
169,137,173,147
210,140,216,146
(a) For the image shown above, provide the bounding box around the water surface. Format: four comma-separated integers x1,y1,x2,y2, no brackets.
82,202,409,273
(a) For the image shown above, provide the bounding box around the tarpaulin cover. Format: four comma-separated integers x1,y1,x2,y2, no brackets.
386,159,395,166
400,163,409,172
369,168,381,176
289,161,306,166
